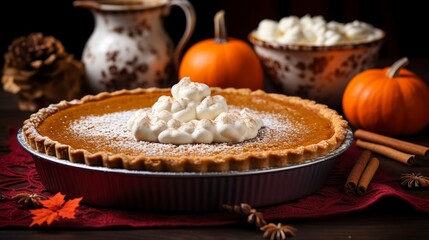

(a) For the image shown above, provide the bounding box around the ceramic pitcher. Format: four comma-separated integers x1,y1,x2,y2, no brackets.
74,0,195,93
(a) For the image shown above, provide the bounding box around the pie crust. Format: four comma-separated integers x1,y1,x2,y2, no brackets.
22,87,349,172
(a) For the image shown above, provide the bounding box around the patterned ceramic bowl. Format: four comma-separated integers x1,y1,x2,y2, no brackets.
248,30,385,110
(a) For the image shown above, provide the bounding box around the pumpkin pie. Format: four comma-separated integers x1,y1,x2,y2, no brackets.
22,82,349,172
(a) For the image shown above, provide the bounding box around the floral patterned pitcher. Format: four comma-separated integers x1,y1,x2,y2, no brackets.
74,0,195,93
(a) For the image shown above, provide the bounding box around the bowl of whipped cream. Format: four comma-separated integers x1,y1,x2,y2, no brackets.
248,14,385,110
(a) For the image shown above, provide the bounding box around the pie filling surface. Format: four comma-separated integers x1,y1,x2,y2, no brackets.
22,87,349,172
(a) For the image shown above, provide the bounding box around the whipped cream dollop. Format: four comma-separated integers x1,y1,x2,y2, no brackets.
255,15,383,46
127,77,263,144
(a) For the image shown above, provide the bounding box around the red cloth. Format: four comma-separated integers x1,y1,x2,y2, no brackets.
1,127,428,228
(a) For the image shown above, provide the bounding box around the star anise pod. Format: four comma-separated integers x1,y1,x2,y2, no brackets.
224,203,297,238
11,192,43,208
261,223,297,240
248,208,267,228
400,173,429,188
223,203,266,227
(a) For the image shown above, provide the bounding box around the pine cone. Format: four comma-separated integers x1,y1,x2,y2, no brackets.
1,32,83,111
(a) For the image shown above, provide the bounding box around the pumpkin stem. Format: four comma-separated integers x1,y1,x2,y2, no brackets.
214,10,228,43
386,57,409,78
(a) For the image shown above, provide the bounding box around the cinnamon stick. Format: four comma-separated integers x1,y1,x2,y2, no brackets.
356,139,415,166
354,129,429,156
357,157,380,195
345,150,372,195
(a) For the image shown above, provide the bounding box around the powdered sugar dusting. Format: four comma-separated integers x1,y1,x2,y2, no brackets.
70,107,308,157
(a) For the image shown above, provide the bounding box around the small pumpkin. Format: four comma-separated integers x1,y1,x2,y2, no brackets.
342,57,429,136
178,10,264,90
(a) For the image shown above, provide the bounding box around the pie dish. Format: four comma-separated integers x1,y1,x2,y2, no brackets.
22,87,349,173
18,129,353,211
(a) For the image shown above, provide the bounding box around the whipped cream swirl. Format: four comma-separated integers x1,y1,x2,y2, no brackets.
255,15,383,46
127,77,263,144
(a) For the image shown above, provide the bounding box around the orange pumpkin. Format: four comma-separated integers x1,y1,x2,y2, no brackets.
342,57,429,136
178,10,264,90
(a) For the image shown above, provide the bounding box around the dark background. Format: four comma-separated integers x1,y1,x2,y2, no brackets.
0,0,428,67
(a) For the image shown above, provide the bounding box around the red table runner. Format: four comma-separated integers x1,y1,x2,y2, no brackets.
1,127,428,228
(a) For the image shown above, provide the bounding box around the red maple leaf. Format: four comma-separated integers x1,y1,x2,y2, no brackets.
29,192,82,227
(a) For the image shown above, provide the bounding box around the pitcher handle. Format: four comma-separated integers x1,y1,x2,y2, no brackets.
170,0,196,69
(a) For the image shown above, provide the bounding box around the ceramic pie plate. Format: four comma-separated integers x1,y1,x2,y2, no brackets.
17,128,353,212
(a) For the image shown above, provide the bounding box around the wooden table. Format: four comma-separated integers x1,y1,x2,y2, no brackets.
1,58,429,239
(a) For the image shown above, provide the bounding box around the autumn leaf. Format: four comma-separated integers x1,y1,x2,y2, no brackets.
29,192,82,227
